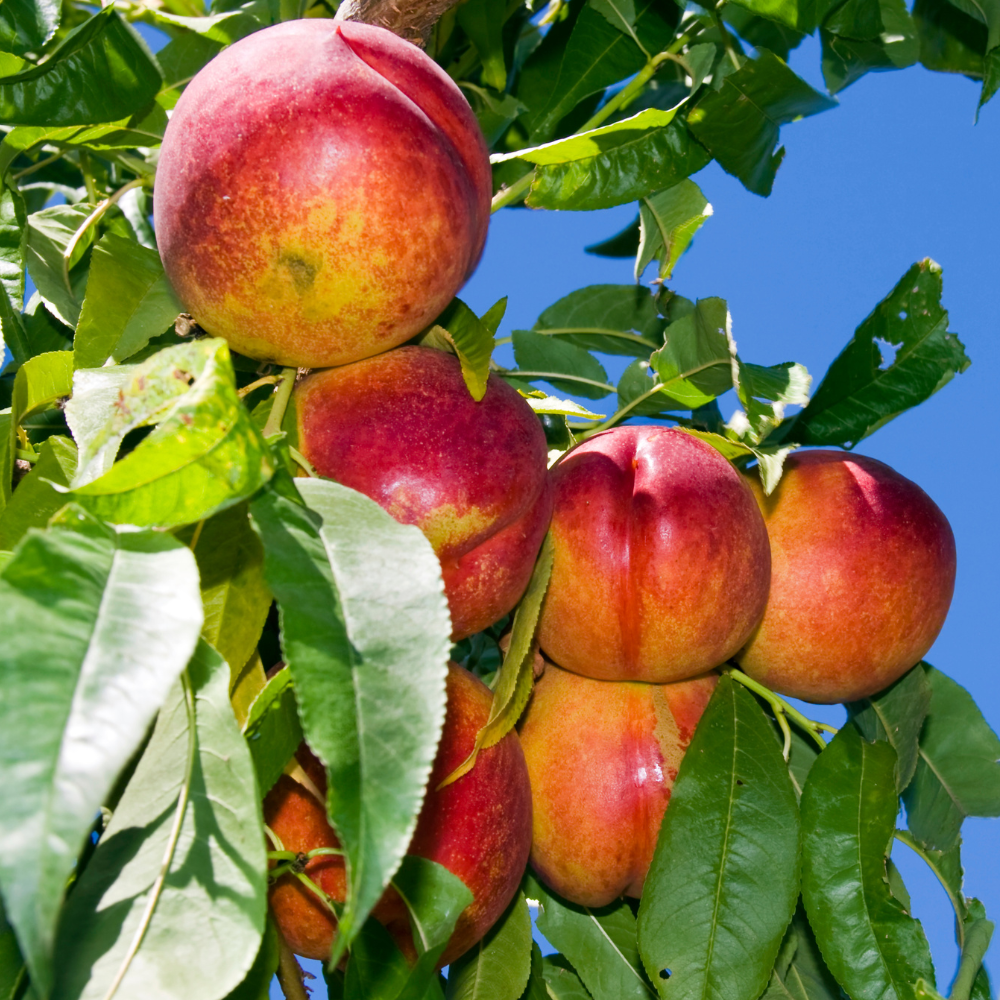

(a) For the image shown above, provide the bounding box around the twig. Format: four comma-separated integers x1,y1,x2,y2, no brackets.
262,368,298,438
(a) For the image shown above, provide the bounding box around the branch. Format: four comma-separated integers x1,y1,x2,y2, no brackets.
334,0,463,48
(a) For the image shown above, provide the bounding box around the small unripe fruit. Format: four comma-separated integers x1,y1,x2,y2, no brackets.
519,660,717,907
736,450,956,703
538,426,770,683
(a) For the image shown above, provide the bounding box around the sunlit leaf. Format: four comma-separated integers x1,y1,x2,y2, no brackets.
0,506,203,997
242,667,302,796
636,180,713,280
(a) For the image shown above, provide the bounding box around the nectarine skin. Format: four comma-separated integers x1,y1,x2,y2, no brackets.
265,663,532,967
295,347,553,639
155,20,491,368
737,450,956,703
538,426,770,683
519,661,716,907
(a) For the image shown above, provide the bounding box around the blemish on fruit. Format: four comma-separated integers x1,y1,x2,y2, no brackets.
279,251,320,294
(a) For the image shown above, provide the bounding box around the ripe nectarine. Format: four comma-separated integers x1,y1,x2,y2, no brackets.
737,450,956,703
265,663,532,966
155,20,491,368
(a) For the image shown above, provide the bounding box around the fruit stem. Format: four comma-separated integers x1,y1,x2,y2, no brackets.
238,374,281,399
275,929,311,1000
288,446,319,478
724,666,834,757
263,368,297,439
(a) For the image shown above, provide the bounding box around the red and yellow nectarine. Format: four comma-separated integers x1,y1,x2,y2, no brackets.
155,20,491,368
519,660,716,907
295,346,552,639
538,426,770,683
265,662,532,967
736,450,956,703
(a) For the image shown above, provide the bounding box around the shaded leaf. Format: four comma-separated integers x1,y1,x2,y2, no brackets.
74,232,182,370
249,476,452,964
527,874,653,1000
825,0,884,40
67,339,274,527
176,503,272,681
687,50,836,197
543,956,594,1000
636,180,713,281
788,260,968,449
445,893,533,1000
637,676,801,1000
0,506,203,997
914,0,988,73
585,214,640,258
440,535,553,786
761,907,842,1000
821,0,919,93
724,6,808,59
53,640,267,1000
224,918,280,1000
25,201,95,327
801,726,935,1000
532,283,664,357
902,665,1000,852
0,0,61,55
516,0,676,142
512,330,613,399
0,8,162,127
242,667,302,796
589,0,638,36
892,830,967,928
0,433,76,549
457,0,508,91
526,119,712,212
847,663,932,791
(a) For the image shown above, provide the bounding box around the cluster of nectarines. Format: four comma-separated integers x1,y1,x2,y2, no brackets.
156,14,957,976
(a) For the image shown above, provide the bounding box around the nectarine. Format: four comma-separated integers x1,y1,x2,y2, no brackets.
295,346,553,639
537,426,770,683
519,660,716,907
155,20,491,368
736,450,956,703
265,663,532,966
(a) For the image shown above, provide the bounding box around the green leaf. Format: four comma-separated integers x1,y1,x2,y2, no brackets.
0,8,162,126
439,535,553,787
787,260,969,448
532,283,664,357
523,943,550,1000
648,296,734,407
914,0,988,75
516,0,676,142
847,663,932,791
0,505,204,997
512,330,613,399
67,339,274,527
0,897,26,1000
637,676,801,1000
821,0,919,93
53,640,268,1000
0,433,76,549
945,0,1000,48
176,504,272,683
526,119,712,212
726,0,840,33
616,358,684,418
636,180,713,280
457,0,508,91
825,0,884,40
527,874,652,1000
422,297,502,402
249,476,452,965
800,726,935,1000
495,108,680,165
74,232,182,370
543,956,594,1000
732,359,811,444
0,179,26,321
585,214,641,258
687,50,836,197
892,829,967,928
445,893,533,1000
517,390,605,420
25,201,95,327
242,667,302,796
589,0,639,37
902,665,1000,851
761,907,842,1000
0,0,61,55
724,7,808,59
